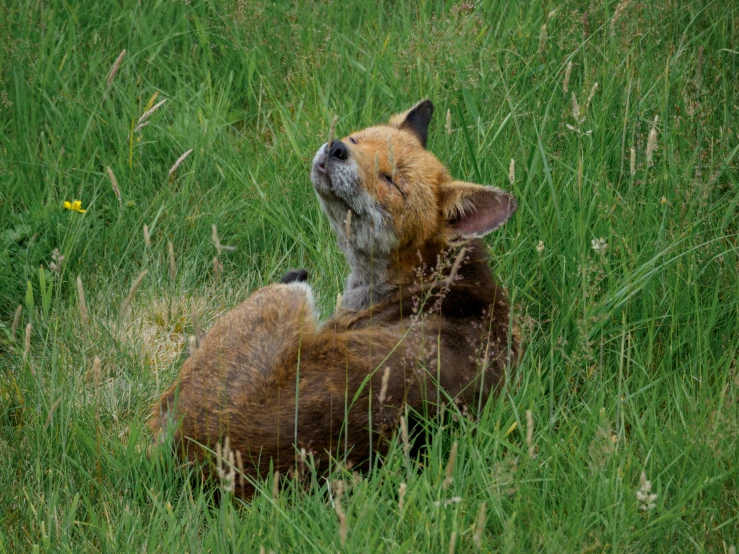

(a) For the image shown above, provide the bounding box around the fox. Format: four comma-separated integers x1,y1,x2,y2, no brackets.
149,100,519,497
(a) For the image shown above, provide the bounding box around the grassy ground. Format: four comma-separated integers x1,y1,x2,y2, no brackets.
1,0,738,551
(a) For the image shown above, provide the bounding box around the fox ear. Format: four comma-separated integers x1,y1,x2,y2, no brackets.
440,181,517,238
389,99,434,148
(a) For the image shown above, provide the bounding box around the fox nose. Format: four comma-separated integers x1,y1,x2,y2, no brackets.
328,140,349,161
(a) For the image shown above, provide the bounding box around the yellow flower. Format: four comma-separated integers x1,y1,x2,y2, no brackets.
63,200,86,213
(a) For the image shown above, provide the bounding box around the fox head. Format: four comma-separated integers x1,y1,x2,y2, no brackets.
311,100,517,310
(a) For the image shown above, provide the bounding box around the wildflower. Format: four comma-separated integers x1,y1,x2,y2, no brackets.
636,471,658,511
536,240,545,254
63,200,86,213
563,61,572,93
591,238,607,252
508,158,515,185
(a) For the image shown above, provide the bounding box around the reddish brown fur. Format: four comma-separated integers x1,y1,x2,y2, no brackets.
149,101,519,497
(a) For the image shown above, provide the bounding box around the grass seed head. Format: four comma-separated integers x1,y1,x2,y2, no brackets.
106,49,126,89
378,366,391,406
636,471,657,511
168,149,193,178
446,108,452,135
143,224,151,249
92,356,101,391
508,158,515,185
563,61,572,93
448,531,457,554
526,410,535,458
76,275,89,327
121,270,148,319
630,147,636,175
646,117,659,166
538,24,547,54
11,305,22,342
473,502,486,550
272,470,280,499
23,323,32,367
442,441,458,489
398,483,407,511
107,167,121,204
44,398,62,431
135,99,167,132
168,241,176,281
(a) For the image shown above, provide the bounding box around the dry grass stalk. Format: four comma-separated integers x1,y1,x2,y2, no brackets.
168,149,193,177
121,270,148,319
444,245,469,288
335,292,343,312
333,480,348,546
11,305,22,342
446,109,452,135
563,61,573,93
143,224,151,249
135,99,167,132
398,483,407,511
211,224,235,254
526,410,535,458
213,257,223,280
168,241,176,281
630,147,636,176
508,158,515,185
610,0,630,31
23,323,32,368
93,356,102,390
107,167,121,204
473,502,487,551
442,441,458,489
44,398,62,431
76,276,89,327
106,50,126,89
448,531,457,554
577,157,583,194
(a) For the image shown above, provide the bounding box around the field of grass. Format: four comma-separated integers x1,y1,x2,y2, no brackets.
1,0,738,551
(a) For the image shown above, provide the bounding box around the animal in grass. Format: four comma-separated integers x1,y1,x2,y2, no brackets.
149,100,519,497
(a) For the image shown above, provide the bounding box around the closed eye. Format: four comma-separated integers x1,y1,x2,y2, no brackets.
349,136,358,144
380,173,405,198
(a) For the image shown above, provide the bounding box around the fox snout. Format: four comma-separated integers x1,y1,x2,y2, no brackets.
311,139,357,201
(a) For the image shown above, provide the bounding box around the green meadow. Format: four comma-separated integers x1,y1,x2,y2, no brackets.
1,0,738,551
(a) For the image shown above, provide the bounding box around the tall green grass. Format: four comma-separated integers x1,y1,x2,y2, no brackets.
1,0,738,551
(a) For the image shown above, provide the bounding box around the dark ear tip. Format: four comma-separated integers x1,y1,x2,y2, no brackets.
281,269,308,284
414,99,434,117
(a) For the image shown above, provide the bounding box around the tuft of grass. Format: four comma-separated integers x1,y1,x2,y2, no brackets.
1,0,738,551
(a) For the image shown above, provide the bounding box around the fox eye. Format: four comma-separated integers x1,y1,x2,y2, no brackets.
348,136,358,144
380,173,405,198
